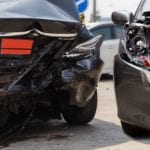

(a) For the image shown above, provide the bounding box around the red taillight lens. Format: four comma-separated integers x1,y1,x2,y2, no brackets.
1,38,34,55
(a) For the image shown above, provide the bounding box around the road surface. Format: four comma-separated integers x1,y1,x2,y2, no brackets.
1,80,150,150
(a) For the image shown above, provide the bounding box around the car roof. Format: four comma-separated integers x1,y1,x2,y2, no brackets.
86,22,117,30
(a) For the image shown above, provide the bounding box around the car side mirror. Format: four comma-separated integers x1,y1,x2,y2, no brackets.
111,11,133,26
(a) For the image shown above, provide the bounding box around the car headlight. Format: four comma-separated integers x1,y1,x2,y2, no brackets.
62,35,102,60
124,23,150,69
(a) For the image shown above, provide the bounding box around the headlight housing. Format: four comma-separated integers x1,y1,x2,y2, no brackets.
123,23,150,69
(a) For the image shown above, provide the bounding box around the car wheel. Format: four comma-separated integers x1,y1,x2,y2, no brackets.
62,90,97,125
121,121,143,137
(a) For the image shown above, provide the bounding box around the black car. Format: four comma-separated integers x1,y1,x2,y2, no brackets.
112,0,150,136
0,0,103,140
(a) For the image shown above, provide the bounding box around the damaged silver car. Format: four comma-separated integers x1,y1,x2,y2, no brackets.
112,0,150,136
0,0,103,140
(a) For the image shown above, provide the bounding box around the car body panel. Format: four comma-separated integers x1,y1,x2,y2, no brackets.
114,55,150,130
101,39,119,74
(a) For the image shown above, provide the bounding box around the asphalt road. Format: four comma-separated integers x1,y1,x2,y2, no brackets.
1,80,150,150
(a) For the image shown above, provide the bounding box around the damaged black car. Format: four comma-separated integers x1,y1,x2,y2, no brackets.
0,0,103,140
112,0,150,136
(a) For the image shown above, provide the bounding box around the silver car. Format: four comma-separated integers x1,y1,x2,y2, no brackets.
88,22,122,75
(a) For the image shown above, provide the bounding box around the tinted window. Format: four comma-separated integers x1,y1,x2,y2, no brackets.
113,26,122,39
90,27,112,41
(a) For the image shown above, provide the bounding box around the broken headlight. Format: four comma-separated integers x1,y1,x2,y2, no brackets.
124,23,150,69
62,36,101,60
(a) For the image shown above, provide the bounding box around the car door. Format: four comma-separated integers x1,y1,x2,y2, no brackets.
90,25,122,75
105,25,122,74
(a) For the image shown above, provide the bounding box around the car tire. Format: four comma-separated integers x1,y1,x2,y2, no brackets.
62,90,97,125
121,121,143,137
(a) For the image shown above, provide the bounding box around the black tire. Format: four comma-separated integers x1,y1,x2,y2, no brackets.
62,90,97,125
121,121,143,137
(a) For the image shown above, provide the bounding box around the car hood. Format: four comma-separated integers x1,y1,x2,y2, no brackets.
0,0,81,35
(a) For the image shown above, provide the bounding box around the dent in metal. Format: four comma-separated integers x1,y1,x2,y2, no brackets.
119,52,150,88
114,55,150,130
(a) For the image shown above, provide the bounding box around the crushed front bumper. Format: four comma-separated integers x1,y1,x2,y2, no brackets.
114,55,150,130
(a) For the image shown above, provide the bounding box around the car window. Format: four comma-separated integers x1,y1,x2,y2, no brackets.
90,27,112,41
113,26,122,39
135,0,150,20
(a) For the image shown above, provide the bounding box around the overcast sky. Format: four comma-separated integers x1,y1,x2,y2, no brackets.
84,0,141,22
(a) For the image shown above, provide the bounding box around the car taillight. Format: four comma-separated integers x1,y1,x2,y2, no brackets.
62,35,101,60
0,38,34,55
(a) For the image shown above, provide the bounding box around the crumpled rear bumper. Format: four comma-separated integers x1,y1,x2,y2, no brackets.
0,35,104,108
